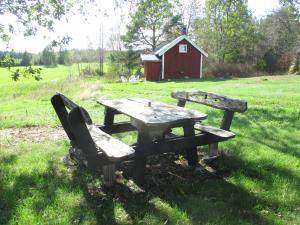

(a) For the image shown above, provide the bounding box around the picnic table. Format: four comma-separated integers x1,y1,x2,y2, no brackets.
97,98,207,183
52,92,247,186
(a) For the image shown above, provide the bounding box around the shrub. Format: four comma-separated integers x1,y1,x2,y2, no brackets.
205,63,255,78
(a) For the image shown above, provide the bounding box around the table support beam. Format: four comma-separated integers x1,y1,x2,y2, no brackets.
183,123,198,165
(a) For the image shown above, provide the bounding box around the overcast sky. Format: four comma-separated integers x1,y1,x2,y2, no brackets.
0,0,281,53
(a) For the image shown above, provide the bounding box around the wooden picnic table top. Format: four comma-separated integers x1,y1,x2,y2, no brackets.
97,98,207,127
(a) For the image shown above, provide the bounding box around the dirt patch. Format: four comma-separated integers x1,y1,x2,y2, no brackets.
0,127,66,146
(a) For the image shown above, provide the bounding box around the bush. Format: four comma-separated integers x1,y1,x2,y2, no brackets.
205,63,255,78
278,53,293,72
80,65,104,76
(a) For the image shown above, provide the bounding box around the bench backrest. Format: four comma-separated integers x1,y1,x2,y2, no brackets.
171,90,247,131
51,93,92,147
68,106,109,169
171,90,247,113
67,107,96,154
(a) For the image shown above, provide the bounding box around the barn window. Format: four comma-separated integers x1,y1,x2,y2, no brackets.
179,44,187,53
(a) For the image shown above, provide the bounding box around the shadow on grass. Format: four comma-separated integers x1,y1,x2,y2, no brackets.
1,143,298,225
235,107,300,158
0,107,299,224
0,150,277,225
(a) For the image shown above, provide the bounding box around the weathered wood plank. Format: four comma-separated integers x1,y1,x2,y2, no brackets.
97,98,207,127
194,123,235,139
88,124,135,161
171,90,247,112
103,164,116,187
60,93,78,110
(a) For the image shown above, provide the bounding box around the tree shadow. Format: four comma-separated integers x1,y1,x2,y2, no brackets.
65,153,277,225
234,107,300,158
1,144,297,224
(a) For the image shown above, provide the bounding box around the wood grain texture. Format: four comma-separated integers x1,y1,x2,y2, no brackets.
194,123,235,139
171,90,247,112
97,98,207,127
88,124,135,160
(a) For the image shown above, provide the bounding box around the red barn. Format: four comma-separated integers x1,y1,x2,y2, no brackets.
141,35,208,81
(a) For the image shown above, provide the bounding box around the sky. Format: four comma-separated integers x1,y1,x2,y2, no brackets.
0,0,281,53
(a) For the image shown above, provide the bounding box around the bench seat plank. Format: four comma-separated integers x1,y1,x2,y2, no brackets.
87,124,135,160
194,123,235,139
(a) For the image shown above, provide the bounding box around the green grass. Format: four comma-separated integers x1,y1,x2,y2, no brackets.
0,67,300,224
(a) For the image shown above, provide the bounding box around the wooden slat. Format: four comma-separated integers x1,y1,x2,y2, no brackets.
171,90,247,112
97,98,207,127
60,94,78,110
194,123,235,139
87,124,135,160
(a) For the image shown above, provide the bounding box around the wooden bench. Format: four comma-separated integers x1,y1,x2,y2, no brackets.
51,93,135,186
171,90,247,159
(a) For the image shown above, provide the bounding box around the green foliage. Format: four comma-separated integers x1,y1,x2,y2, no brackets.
20,51,32,66
122,0,181,51
0,55,16,69
279,0,300,16
256,7,300,72
11,67,42,81
107,50,141,77
0,1,87,42
0,55,42,81
196,0,256,63
41,46,57,67
58,50,69,65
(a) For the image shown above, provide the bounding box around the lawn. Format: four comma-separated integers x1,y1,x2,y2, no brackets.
0,66,299,224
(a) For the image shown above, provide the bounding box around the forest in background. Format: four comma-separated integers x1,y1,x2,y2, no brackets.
1,0,300,79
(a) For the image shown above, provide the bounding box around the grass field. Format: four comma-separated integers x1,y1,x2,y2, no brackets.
0,66,299,224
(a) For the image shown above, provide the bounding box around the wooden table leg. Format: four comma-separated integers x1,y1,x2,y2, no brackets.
183,123,198,165
104,107,115,127
133,132,149,185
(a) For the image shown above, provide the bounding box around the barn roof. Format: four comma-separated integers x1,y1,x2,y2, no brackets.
140,54,161,62
155,35,208,57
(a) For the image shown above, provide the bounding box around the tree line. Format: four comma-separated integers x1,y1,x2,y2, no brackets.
118,0,300,76
0,48,104,67
1,0,300,80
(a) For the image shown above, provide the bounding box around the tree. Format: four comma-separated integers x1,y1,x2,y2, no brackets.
195,0,256,63
58,49,69,65
20,51,31,66
122,0,181,51
107,49,141,77
182,0,202,35
256,7,300,71
0,0,88,80
280,0,300,16
41,46,56,67
107,26,122,51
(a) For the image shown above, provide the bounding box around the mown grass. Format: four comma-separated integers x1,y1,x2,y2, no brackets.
0,67,300,224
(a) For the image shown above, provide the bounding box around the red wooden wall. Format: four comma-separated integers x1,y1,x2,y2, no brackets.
164,39,201,79
144,61,161,81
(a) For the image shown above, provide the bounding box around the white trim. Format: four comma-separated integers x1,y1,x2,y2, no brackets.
155,35,208,57
141,54,161,62
200,54,203,79
162,54,165,80
179,44,187,53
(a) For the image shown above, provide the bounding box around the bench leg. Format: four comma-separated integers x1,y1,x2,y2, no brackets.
183,123,198,166
209,143,218,157
201,143,219,164
103,164,116,187
133,131,150,185
133,156,146,185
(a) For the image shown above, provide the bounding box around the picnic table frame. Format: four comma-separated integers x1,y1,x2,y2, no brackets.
52,92,247,186
97,98,208,183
